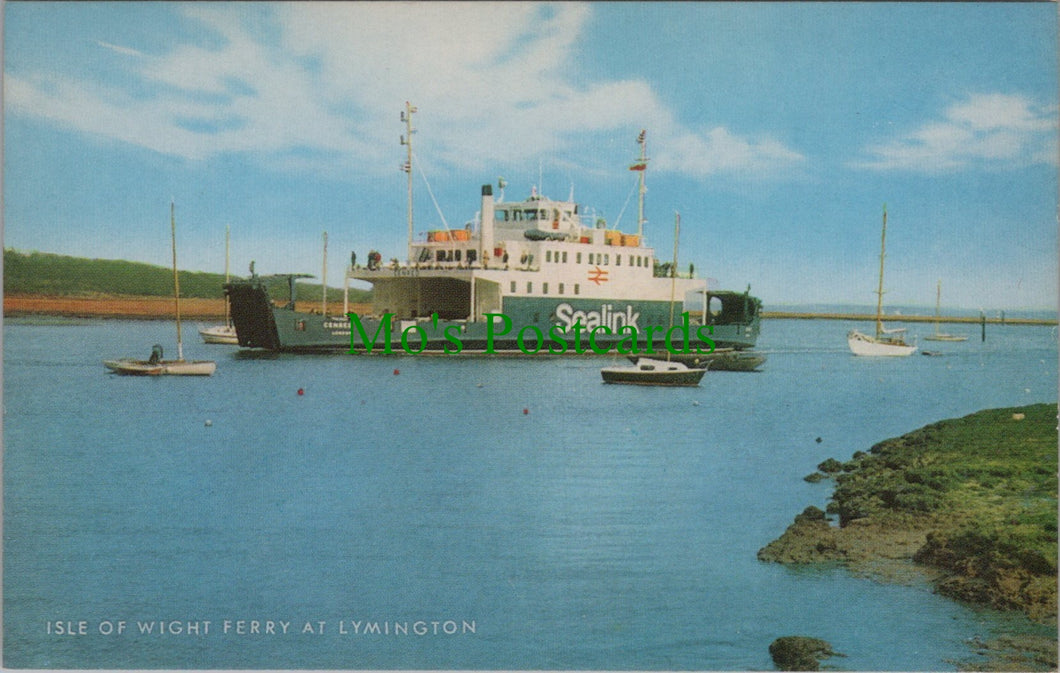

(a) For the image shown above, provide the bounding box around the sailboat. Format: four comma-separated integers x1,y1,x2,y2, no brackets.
198,225,239,344
923,279,967,342
847,205,917,357
104,202,218,376
602,208,708,386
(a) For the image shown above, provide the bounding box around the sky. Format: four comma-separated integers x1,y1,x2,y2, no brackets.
3,1,1058,310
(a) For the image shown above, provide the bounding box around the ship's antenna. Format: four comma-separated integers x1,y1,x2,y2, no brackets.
400,101,417,263
630,129,649,238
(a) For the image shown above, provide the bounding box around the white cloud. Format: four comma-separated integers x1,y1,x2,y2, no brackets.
7,3,803,180
96,41,144,57
854,93,1058,172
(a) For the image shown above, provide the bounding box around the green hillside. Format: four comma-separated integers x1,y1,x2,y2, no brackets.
3,249,368,303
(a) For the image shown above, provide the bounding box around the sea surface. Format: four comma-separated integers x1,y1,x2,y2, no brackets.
3,317,1057,670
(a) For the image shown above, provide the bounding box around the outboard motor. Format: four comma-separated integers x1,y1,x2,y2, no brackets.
149,344,164,364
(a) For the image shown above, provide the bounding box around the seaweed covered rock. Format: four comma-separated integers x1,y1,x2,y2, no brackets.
768,636,841,671
757,507,843,563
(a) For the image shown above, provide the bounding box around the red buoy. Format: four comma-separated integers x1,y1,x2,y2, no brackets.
523,408,529,415
297,388,305,396
393,368,400,375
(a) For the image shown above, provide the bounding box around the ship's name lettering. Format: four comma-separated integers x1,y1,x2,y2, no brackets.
554,302,640,331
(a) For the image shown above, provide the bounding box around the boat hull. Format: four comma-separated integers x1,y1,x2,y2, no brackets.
847,330,917,356
647,349,767,371
198,324,239,344
104,359,217,376
226,281,761,355
923,334,967,342
601,358,707,386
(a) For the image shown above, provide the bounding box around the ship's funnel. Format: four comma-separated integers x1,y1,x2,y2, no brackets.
480,184,494,267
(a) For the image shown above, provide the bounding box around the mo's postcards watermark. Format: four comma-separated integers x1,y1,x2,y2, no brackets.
348,310,716,355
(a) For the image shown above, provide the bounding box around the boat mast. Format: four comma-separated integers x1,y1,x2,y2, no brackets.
632,130,649,239
321,231,328,315
224,224,231,327
934,279,941,335
401,101,417,263
171,200,184,362
875,204,887,340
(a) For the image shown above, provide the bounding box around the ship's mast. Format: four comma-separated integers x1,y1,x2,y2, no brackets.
631,129,649,239
400,101,417,263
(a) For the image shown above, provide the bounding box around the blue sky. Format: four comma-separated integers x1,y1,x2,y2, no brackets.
4,2,1057,310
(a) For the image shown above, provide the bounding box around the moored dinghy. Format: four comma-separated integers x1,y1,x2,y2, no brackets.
104,344,217,376
104,202,217,376
198,225,239,344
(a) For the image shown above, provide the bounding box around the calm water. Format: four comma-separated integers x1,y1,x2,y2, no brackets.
4,317,1057,670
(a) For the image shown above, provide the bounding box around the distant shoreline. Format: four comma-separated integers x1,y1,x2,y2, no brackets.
762,310,1056,326
3,295,1055,325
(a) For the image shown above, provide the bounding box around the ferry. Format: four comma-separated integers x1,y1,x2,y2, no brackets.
225,111,761,354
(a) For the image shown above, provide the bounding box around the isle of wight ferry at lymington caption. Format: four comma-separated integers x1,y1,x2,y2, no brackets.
225,110,761,355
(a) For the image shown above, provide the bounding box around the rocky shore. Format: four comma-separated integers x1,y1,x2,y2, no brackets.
759,403,1058,669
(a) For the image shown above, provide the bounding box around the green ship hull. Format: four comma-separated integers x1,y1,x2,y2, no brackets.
225,279,760,354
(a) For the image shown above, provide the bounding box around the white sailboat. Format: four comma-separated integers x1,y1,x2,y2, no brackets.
104,202,217,376
198,225,239,344
923,279,967,342
847,205,917,357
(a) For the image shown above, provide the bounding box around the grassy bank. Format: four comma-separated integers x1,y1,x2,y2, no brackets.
3,249,367,304
759,404,1058,667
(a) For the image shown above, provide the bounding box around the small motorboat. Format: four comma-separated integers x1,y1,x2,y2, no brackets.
637,348,766,372
601,357,707,387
